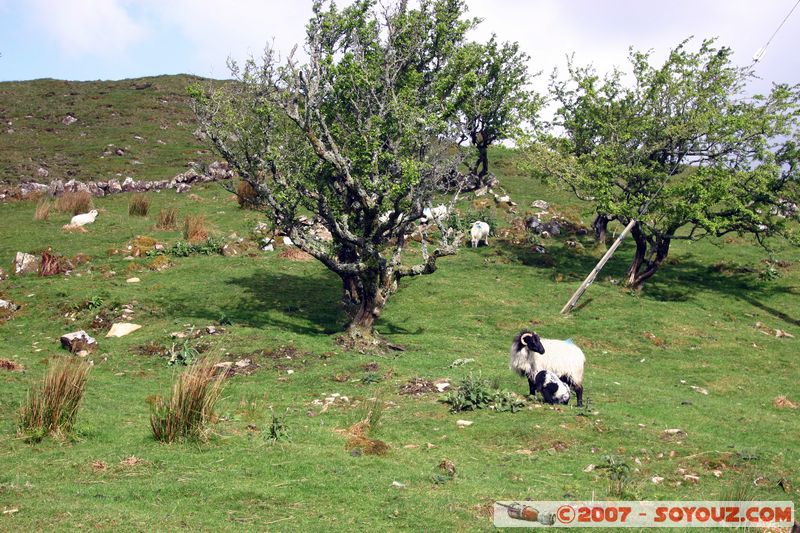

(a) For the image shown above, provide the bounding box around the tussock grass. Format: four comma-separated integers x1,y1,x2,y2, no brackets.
149,360,224,443
156,207,178,230
183,214,209,242
235,180,258,209
128,193,151,217
34,198,52,221
55,191,93,215
18,358,90,442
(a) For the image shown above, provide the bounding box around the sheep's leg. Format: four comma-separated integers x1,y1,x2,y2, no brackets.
574,384,583,407
527,376,537,397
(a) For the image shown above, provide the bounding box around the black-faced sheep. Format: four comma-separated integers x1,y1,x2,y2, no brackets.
509,330,585,406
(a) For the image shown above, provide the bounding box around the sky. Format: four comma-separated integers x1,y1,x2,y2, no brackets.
0,0,798,97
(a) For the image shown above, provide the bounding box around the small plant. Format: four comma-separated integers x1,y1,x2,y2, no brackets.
34,198,52,221
265,409,290,443
87,295,104,310
361,372,383,384
183,214,209,242
596,455,631,497
156,207,177,229
168,340,199,366
442,373,525,413
149,360,225,443
55,191,93,215
18,358,91,442
128,193,151,217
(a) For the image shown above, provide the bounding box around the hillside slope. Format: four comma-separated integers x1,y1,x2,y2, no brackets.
0,75,215,184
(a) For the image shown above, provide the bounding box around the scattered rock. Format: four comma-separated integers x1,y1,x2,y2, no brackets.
689,385,709,395
531,199,550,210
62,114,77,125
712,470,723,478
399,377,437,395
583,464,596,472
60,330,97,353
235,358,252,368
456,420,473,428
438,459,457,477
0,299,18,311
433,380,451,392
14,252,39,275
37,167,50,178
391,481,406,489
403,444,419,449
756,321,795,338
105,323,142,338
126,277,140,283
651,476,664,485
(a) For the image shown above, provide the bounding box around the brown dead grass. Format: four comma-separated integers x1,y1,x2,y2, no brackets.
236,180,259,209
62,224,88,233
183,214,209,243
128,193,151,217
55,191,93,215
278,247,313,261
773,396,798,409
156,207,178,230
34,198,52,221
0,358,24,372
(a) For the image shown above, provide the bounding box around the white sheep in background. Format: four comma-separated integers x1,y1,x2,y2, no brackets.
470,221,490,247
532,370,571,405
70,209,99,227
421,204,448,223
509,330,586,406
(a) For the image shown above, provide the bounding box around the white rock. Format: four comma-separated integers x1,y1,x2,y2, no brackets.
583,464,596,472
531,199,550,210
14,252,39,275
391,481,406,489
105,323,142,338
235,358,251,368
456,420,473,428
651,476,664,485
126,277,140,283
690,386,709,395
60,330,97,352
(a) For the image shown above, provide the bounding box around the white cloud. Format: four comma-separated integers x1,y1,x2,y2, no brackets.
28,0,149,58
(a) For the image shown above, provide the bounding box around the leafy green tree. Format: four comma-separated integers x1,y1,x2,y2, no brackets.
443,37,540,188
191,0,489,343
527,39,799,289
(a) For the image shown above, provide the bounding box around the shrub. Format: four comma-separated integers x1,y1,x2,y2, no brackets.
18,358,91,442
265,409,290,443
183,214,209,242
55,191,93,215
34,198,52,221
236,180,259,209
156,207,178,230
128,193,151,217
149,360,224,443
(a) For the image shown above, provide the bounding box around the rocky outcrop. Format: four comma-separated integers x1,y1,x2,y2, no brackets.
1,161,233,201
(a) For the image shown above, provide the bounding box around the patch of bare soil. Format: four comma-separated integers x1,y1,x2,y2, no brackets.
0,358,24,372
399,377,437,396
278,248,314,261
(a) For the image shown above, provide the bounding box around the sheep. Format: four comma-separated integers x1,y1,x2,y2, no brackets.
470,221,490,247
532,370,571,405
69,209,98,227
421,204,448,223
509,330,585,406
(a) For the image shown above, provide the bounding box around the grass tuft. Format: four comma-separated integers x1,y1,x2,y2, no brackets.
34,198,52,221
156,207,178,230
149,360,224,443
55,191,93,215
183,214,209,242
18,358,91,442
128,193,151,217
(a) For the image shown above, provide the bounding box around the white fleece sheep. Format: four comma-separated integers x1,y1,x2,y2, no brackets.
470,221,490,247
421,204,448,223
509,330,585,406
70,209,99,227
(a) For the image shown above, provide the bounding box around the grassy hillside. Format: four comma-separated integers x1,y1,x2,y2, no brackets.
0,83,798,531
0,75,213,184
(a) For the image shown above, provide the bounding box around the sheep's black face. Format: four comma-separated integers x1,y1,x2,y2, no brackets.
522,332,545,354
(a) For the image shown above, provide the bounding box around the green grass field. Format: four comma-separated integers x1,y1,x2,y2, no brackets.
1,79,799,532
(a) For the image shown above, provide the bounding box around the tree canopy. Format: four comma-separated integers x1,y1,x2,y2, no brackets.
191,0,534,343
526,39,800,288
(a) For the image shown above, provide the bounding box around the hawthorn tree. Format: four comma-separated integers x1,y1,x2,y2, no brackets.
442,37,540,188
528,39,799,289
191,0,505,343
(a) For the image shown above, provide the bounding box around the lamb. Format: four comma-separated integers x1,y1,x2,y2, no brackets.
470,221,490,247
509,330,585,406
532,370,571,405
69,209,99,227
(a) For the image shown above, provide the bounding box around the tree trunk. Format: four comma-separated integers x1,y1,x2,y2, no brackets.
592,214,610,246
344,269,390,341
624,223,671,289
473,143,489,178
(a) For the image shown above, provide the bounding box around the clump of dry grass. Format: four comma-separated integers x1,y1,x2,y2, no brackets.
236,180,259,209
156,207,178,230
18,358,91,442
183,214,209,243
149,361,224,443
34,198,52,221
55,191,93,216
128,193,151,217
